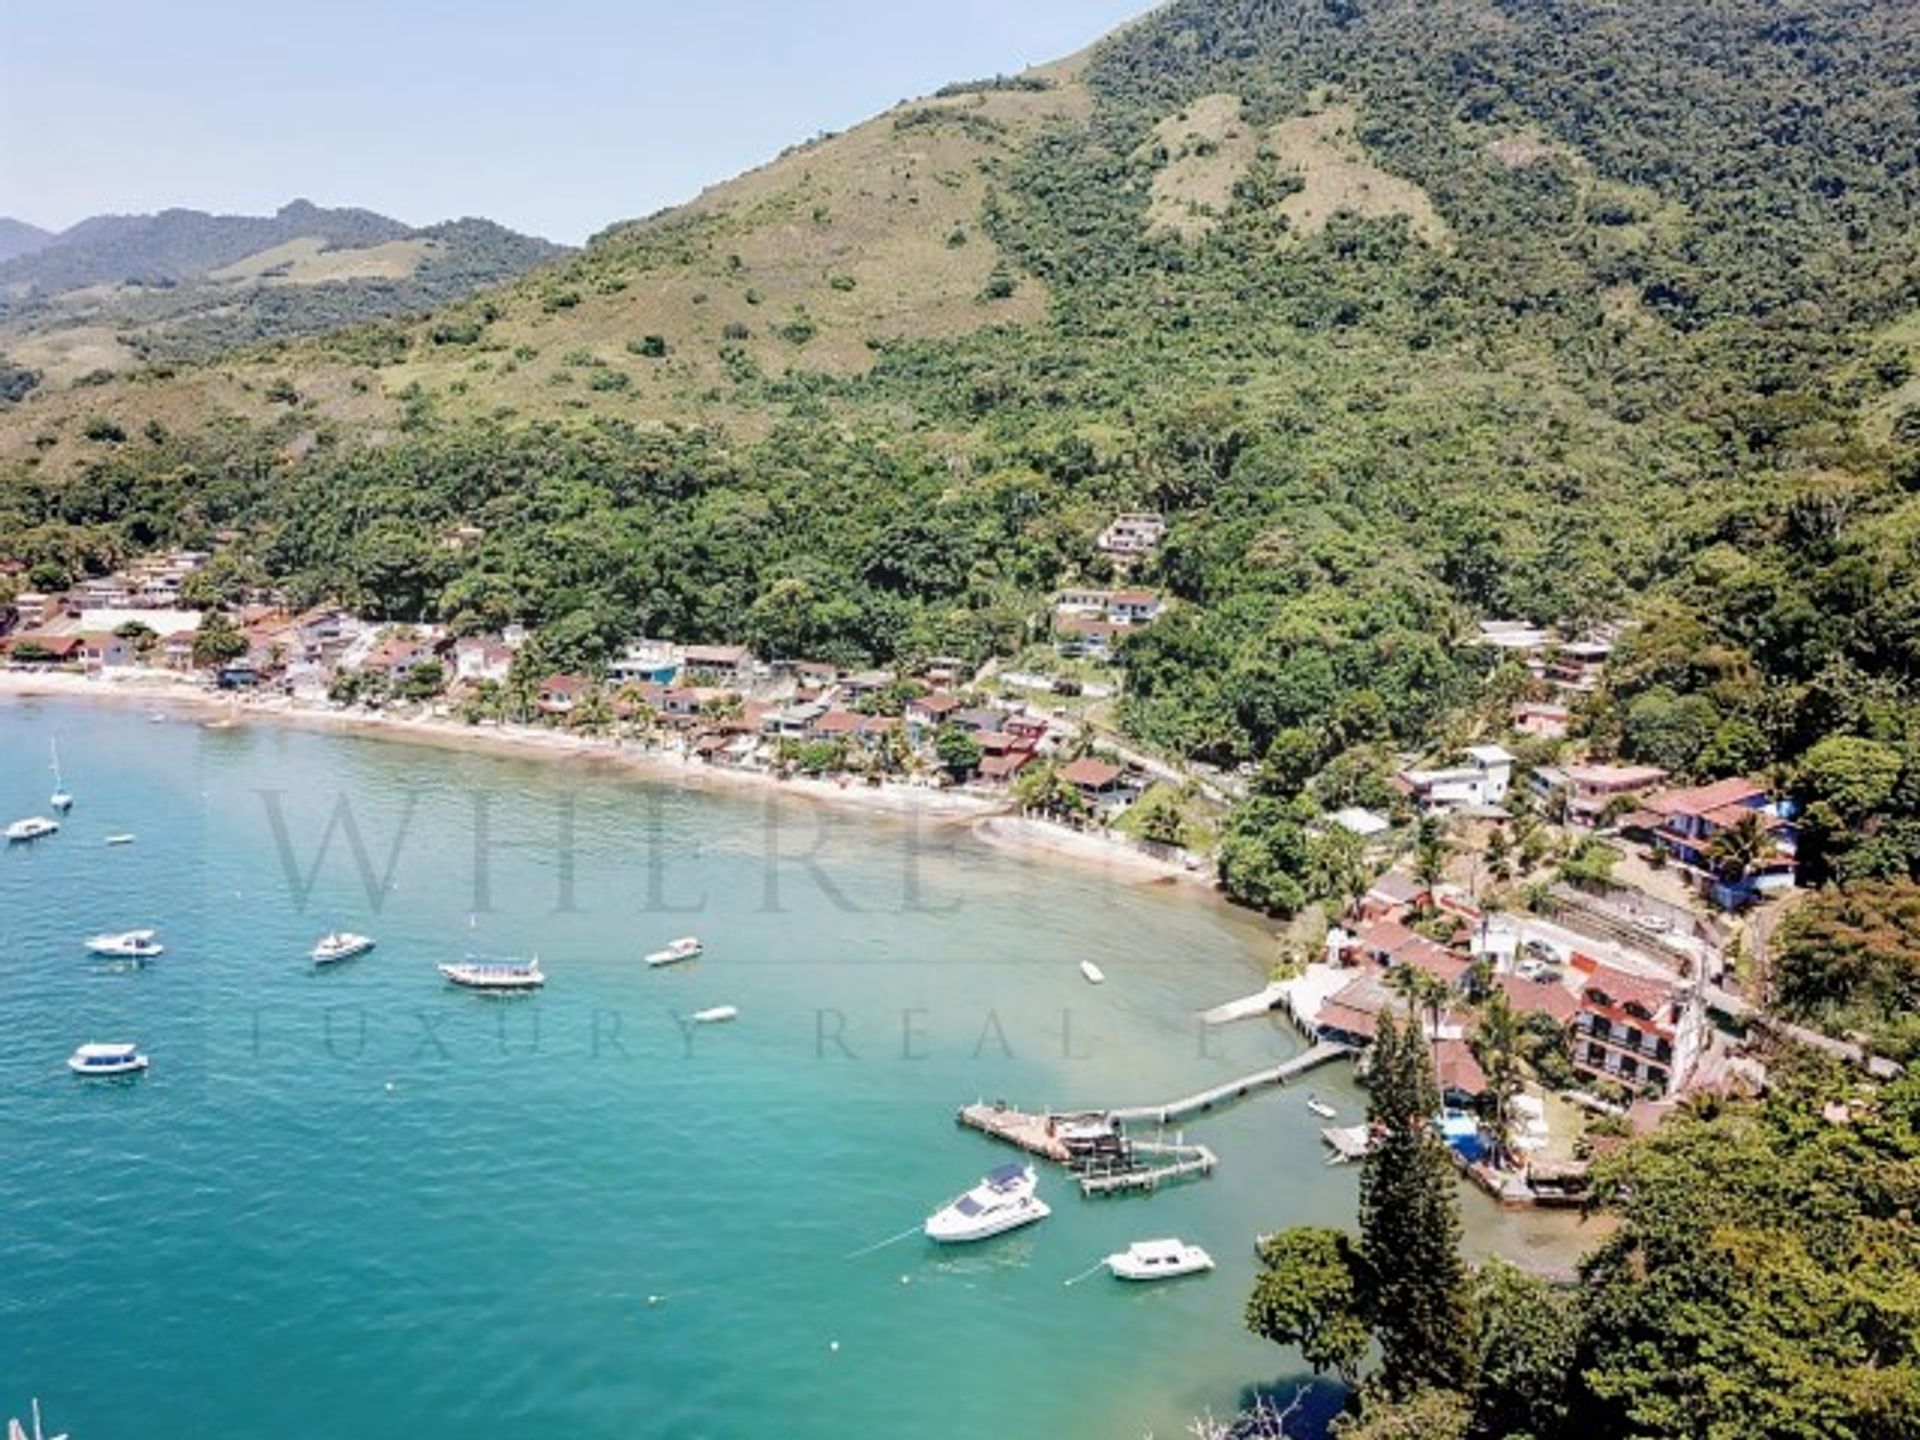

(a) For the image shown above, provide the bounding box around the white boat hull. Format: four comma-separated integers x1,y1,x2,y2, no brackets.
1105,1241,1215,1281
439,963,544,990
312,935,376,964
1080,960,1106,984
646,940,703,967
925,1196,1050,1244
691,1006,738,1024
85,932,164,958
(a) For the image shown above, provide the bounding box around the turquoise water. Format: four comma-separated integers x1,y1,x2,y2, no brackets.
0,702,1587,1437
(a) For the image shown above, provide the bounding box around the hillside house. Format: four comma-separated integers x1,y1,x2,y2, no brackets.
1096,512,1167,561
1512,702,1573,739
1546,639,1612,694
1642,777,1796,907
1531,763,1670,825
1054,615,1124,662
1400,744,1515,811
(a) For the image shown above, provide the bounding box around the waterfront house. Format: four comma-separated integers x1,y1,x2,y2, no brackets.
79,631,137,670
1057,757,1131,810
537,674,590,716
1004,713,1050,748
3,632,85,665
289,605,357,662
978,751,1035,786
1642,777,1796,907
606,639,680,687
452,636,517,685
1568,954,1704,1096
766,700,830,737
1343,920,1472,988
12,591,61,628
359,633,447,686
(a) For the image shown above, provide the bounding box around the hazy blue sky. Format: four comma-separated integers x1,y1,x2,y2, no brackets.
0,1,1151,243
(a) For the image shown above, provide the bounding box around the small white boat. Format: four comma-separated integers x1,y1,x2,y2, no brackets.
85,929,164,958
645,936,704,967
48,740,72,812
5,816,59,843
439,956,544,990
1080,959,1106,984
67,1041,149,1077
105,833,136,846
924,1163,1051,1244
312,932,376,965
691,1005,738,1024
1306,1095,1337,1119
1104,1238,1215,1282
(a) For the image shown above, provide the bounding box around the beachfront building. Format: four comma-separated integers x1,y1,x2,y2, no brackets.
681,645,754,687
1568,955,1705,1096
1058,757,1134,813
537,674,590,717
607,639,681,687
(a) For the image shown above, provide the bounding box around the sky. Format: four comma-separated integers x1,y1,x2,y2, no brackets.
0,0,1153,245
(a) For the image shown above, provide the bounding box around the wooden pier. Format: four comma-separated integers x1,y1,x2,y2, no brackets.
1106,1040,1351,1125
956,1101,1071,1162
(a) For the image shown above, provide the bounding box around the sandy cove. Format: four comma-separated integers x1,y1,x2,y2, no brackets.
0,669,1210,889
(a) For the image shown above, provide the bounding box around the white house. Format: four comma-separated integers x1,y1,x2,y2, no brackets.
1401,744,1514,810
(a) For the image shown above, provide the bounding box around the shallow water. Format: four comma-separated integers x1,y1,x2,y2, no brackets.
0,702,1597,1436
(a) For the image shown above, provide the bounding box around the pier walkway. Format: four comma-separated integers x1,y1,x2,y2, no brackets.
1106,1040,1350,1125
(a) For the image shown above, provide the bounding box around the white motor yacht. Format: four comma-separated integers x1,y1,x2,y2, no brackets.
311,932,376,965
5,816,58,843
1104,1238,1215,1282
67,1042,149,1077
1079,959,1106,984
924,1163,1050,1244
645,936,704,967
439,956,545,991
691,1005,738,1024
85,929,164,958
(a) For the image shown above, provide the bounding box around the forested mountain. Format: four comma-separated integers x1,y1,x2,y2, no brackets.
0,200,565,385
0,218,54,265
4,0,1920,802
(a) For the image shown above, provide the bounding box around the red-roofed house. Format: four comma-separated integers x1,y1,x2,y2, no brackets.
537,674,590,716
1345,921,1471,987
978,751,1035,786
1568,954,1704,1096
1058,757,1130,808
1644,776,1796,907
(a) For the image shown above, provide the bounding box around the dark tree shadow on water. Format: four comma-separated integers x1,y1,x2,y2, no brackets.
1212,1373,1347,1439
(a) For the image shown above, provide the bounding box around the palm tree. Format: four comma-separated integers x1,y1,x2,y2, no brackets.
1386,966,1452,1052
1412,816,1451,894
1708,810,1772,887
1471,989,1525,1167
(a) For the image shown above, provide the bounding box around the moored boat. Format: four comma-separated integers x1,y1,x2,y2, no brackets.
311,932,376,965
1104,1238,1215,1281
1306,1095,1337,1119
1080,959,1106,984
68,1041,149,1077
691,1005,738,1024
85,929,164,958
5,816,59,843
645,936,704,967
105,833,136,846
924,1163,1050,1243
48,740,72,812
439,956,545,990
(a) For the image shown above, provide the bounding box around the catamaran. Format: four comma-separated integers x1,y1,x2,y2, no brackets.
311,932,376,965
645,936,703,967
47,741,72,812
85,929,164,958
1104,1238,1216,1282
67,1041,149,1077
4,816,58,843
924,1163,1051,1243
439,956,545,990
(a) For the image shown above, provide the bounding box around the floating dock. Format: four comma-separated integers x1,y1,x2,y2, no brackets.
1078,1140,1216,1196
956,1101,1071,1162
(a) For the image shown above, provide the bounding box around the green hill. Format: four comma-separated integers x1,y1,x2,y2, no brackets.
4,0,1920,788
0,200,565,387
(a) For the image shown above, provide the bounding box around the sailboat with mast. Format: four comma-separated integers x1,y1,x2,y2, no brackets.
48,741,72,813
7,1397,69,1440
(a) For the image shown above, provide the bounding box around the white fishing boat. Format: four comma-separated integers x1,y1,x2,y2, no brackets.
645,936,703,967
311,932,376,965
105,833,136,846
924,1163,1050,1244
48,741,72,812
67,1041,149,1077
8,1397,69,1440
1306,1095,1337,1119
1104,1238,1215,1282
691,1005,738,1024
1080,959,1106,984
85,929,164,958
438,956,545,991
5,816,59,843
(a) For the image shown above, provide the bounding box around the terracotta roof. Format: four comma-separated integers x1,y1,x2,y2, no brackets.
979,752,1033,780
1059,758,1124,789
540,673,589,696
1494,976,1580,1026
812,709,869,736
1366,871,1427,906
911,693,962,715
1354,921,1471,985
1648,777,1767,818
1433,1039,1488,1097
1581,961,1677,1018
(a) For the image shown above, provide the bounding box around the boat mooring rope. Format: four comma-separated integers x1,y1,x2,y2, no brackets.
842,1224,923,1260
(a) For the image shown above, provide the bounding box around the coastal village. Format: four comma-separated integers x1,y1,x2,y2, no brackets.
0,521,1837,1212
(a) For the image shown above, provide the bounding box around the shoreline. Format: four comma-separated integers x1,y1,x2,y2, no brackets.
0,668,1204,884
